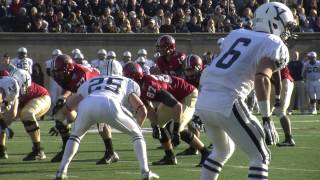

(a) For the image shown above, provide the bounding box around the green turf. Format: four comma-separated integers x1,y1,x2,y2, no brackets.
0,114,319,180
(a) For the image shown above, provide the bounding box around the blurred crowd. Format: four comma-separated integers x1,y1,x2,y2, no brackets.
0,0,319,33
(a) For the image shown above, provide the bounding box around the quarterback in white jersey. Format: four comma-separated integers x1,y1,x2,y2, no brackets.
196,2,295,180
56,75,159,179
303,51,320,114
11,47,33,75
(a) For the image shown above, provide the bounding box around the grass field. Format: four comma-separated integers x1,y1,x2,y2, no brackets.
0,114,319,180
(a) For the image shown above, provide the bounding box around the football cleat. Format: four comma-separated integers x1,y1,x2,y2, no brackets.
142,171,160,180
277,138,296,147
51,150,64,162
96,152,119,165
176,147,199,156
0,148,8,159
55,171,67,180
23,148,46,161
152,155,177,165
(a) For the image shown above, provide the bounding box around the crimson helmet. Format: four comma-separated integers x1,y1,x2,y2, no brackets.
184,54,203,72
123,62,144,82
52,54,75,81
0,70,9,77
156,35,176,56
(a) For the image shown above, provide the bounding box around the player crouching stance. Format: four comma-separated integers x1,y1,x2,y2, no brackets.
55,61,159,180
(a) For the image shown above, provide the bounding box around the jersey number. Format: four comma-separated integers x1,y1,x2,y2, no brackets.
216,37,251,69
88,77,123,94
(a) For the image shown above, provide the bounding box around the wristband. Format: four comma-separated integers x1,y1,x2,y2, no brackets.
258,100,271,117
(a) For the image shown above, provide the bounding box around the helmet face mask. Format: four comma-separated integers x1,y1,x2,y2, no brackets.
123,62,144,82
52,54,74,83
183,54,203,81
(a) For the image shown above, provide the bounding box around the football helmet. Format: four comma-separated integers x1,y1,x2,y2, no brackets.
17,47,28,59
138,49,147,57
0,70,9,77
183,54,203,83
10,69,31,95
105,60,123,76
97,49,107,60
253,2,296,40
52,49,62,57
156,35,176,56
307,51,317,64
136,56,146,64
52,54,74,81
217,37,224,50
107,51,117,60
123,62,144,81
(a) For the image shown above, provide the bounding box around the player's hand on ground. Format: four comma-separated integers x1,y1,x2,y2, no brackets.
52,97,66,116
49,126,59,136
262,117,279,145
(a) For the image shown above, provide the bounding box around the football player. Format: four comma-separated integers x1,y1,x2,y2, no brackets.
303,51,320,115
50,54,118,165
9,69,51,160
155,35,187,77
73,53,91,67
271,67,295,146
137,48,156,69
178,54,205,156
11,47,33,75
0,71,19,159
90,49,107,69
55,60,159,180
121,51,132,65
123,62,210,166
196,2,295,179
45,49,63,114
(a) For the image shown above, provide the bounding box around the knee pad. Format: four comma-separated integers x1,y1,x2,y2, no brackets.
55,120,70,134
180,130,194,144
22,121,39,133
159,128,170,143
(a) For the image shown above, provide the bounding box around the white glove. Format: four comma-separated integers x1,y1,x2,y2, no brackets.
262,117,279,145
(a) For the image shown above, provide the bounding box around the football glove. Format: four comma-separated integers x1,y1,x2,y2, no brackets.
49,126,59,136
262,117,279,145
190,115,203,130
6,128,14,139
52,97,66,116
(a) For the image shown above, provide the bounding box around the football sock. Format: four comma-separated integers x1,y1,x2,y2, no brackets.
103,138,114,155
59,135,81,173
133,137,149,173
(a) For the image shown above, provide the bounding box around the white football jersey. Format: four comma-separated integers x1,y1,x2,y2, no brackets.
90,59,100,69
303,60,320,81
11,57,33,75
0,76,19,103
198,29,289,114
77,75,140,109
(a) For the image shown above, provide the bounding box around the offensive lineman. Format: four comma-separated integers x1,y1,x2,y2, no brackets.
55,60,159,180
196,2,295,179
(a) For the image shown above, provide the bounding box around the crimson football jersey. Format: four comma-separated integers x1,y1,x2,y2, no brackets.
140,74,195,102
55,64,100,93
156,51,186,77
19,82,49,108
281,66,293,82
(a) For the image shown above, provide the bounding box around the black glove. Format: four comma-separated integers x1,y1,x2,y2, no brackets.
152,124,160,139
49,126,59,136
6,128,14,139
262,116,279,145
52,97,66,116
274,98,281,107
171,133,180,147
190,115,203,130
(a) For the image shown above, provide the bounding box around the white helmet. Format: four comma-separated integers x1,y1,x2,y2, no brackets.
74,53,84,60
10,69,31,95
18,47,28,54
97,49,107,55
307,51,317,58
107,51,116,59
123,51,132,57
138,49,147,56
71,48,82,56
253,2,295,38
217,37,224,50
105,60,123,76
52,49,62,56
136,56,146,63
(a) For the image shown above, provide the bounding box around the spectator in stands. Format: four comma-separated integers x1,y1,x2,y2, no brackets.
172,8,185,26
142,18,159,33
307,8,317,29
120,19,133,33
213,5,225,29
160,16,176,33
227,8,240,26
11,7,31,32
191,0,204,15
137,8,148,27
245,0,259,13
114,10,126,27
203,17,215,33
0,0,7,18
62,0,78,19
141,0,157,16
153,8,164,28
301,19,314,32
223,18,233,32
9,0,23,17
66,12,80,32
173,0,190,12
158,0,173,13
30,15,48,32
75,9,85,26
202,0,215,17
103,18,119,33
128,10,137,25
313,17,320,32
34,0,47,15
187,16,202,32
132,18,143,33
194,8,203,25
91,0,103,17
240,7,253,27
296,5,307,25
175,19,189,32
90,21,103,33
